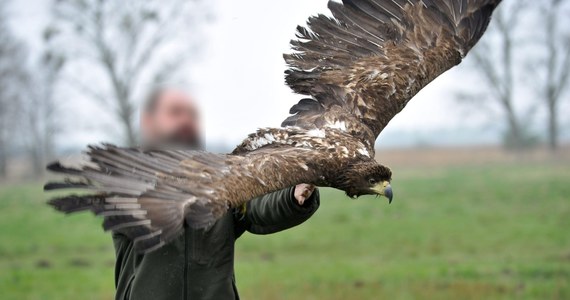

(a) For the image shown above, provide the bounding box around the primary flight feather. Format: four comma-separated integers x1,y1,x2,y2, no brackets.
46,0,502,253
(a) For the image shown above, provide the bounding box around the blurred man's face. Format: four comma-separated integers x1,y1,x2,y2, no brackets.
141,89,202,148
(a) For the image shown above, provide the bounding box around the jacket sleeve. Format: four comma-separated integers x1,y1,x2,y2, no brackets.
237,186,320,235
112,232,138,300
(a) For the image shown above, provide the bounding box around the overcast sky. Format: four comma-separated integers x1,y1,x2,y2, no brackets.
8,0,568,150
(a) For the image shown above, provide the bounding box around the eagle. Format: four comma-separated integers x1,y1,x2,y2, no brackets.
46,0,502,253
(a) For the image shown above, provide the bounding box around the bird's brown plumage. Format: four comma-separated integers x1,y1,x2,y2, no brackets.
46,0,502,253
283,0,501,149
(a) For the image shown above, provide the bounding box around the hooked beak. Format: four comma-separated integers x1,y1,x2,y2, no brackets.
384,185,393,204
371,181,393,204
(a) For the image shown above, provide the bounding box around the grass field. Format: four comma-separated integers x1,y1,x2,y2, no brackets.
1,159,569,299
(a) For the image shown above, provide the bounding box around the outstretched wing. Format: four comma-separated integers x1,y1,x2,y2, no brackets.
46,144,323,253
283,0,501,148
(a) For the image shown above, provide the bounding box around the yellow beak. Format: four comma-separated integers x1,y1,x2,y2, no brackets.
371,181,393,203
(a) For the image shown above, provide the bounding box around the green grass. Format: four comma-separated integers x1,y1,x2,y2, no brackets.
1,163,569,299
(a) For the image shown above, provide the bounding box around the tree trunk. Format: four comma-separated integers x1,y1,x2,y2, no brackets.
504,105,525,149
544,1,561,152
117,95,137,146
0,140,6,178
123,115,137,147
28,122,46,179
547,97,558,151
31,147,44,179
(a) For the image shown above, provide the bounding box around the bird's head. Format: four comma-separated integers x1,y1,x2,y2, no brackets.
335,161,393,203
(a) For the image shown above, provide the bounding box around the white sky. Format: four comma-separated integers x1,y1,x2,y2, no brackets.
10,0,567,150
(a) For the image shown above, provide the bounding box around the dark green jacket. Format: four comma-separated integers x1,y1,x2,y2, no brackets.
112,187,320,300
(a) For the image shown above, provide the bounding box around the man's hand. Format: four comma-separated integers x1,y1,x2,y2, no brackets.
294,184,316,206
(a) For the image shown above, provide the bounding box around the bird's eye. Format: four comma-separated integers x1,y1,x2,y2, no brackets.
368,178,377,185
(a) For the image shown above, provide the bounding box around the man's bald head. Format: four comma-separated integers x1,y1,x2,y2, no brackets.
141,88,202,148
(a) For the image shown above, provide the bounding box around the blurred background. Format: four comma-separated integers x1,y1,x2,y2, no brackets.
0,0,569,299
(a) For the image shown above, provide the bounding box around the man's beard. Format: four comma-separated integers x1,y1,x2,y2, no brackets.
144,129,203,151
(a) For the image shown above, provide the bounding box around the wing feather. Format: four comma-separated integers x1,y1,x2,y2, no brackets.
45,146,229,253
283,0,501,146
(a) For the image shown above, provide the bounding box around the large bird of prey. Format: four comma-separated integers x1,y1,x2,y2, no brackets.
46,0,502,253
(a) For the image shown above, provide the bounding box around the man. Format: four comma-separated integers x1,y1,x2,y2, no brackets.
113,88,320,300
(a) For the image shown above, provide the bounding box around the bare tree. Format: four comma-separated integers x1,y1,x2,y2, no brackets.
50,0,209,146
20,28,65,177
534,0,570,151
0,3,28,178
465,2,533,149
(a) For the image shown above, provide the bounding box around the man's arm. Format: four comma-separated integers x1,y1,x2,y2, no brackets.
235,185,320,236
111,232,137,300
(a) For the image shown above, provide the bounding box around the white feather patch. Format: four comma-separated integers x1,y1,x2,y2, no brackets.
357,147,370,158
327,121,347,131
307,129,326,138
264,133,276,142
